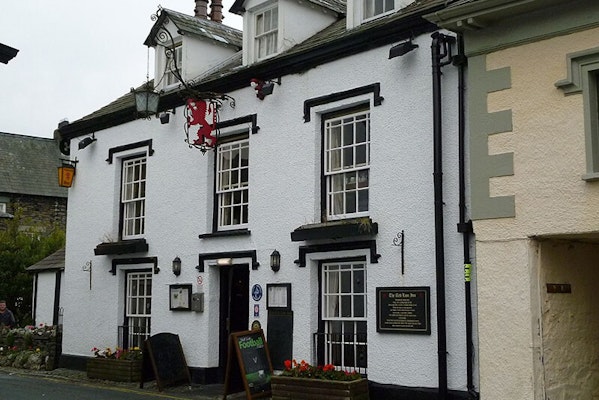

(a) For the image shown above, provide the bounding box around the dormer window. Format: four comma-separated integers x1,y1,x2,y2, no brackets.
255,5,278,60
364,0,394,19
165,43,183,87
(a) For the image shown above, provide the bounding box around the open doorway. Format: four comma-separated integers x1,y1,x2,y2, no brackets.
218,264,249,382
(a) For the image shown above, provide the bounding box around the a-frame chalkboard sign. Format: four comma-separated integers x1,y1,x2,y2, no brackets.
223,329,272,400
141,332,191,391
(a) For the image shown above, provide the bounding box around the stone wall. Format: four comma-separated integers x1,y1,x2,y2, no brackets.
0,325,61,370
0,194,66,233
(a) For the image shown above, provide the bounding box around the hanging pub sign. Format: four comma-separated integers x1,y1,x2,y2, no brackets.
184,98,218,153
376,286,431,334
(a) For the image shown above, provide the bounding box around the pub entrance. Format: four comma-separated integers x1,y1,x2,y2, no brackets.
218,264,249,382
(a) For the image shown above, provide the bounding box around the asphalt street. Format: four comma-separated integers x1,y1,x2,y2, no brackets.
0,368,248,400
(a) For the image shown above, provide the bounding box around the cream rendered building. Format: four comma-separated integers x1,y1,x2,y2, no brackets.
428,0,599,399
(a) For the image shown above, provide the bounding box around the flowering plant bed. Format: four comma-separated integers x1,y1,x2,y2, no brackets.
271,360,369,400
86,358,142,382
271,375,369,400
87,346,143,382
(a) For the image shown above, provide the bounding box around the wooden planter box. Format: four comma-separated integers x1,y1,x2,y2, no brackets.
271,376,369,400
86,358,142,382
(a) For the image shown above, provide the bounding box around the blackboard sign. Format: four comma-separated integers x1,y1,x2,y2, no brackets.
142,333,191,391
224,329,272,399
376,287,431,334
267,310,293,370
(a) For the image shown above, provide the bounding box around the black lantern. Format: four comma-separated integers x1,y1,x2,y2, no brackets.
133,83,160,119
270,250,281,272
172,256,181,276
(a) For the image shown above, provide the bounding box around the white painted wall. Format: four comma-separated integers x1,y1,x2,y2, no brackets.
62,27,471,392
33,271,60,326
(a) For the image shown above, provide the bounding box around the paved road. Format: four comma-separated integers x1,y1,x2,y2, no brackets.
0,371,198,400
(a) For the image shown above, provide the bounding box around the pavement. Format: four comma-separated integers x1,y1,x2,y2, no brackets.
0,366,251,400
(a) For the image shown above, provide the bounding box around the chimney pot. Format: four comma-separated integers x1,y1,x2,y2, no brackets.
194,0,208,19
209,0,223,23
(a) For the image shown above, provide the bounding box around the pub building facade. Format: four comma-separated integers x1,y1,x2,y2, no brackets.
58,0,477,398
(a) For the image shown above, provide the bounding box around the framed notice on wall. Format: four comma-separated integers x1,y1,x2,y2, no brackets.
376,286,431,334
169,284,192,311
266,283,291,310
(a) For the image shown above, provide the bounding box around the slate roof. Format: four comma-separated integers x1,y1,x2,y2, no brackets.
230,0,346,16
144,8,242,49
59,0,447,137
26,248,65,272
0,132,67,198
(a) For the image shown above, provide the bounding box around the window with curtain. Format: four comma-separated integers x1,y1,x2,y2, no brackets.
165,43,182,87
364,0,394,19
324,109,370,220
255,5,278,60
216,139,249,229
121,156,146,239
321,260,367,374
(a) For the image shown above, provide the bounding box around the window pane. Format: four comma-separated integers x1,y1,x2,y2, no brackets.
346,191,356,214
358,190,368,212
341,296,351,317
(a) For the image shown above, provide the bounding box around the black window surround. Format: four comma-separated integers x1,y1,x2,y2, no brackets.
303,82,383,122
216,114,259,134
291,217,378,242
196,250,259,272
110,256,158,275
94,239,149,257
204,116,255,235
198,229,251,239
294,240,380,268
106,139,154,164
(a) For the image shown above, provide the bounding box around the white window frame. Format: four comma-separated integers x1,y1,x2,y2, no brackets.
125,271,152,349
321,260,367,374
254,5,278,61
0,203,6,213
165,43,183,87
216,139,249,230
324,110,370,220
121,156,146,239
363,0,394,20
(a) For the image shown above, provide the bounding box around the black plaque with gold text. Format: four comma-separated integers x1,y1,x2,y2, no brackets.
376,287,430,334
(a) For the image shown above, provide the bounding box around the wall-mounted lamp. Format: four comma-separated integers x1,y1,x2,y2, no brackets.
270,250,281,272
78,134,96,150
172,256,181,276
57,158,78,188
158,108,176,125
389,38,418,59
217,258,233,266
250,78,280,100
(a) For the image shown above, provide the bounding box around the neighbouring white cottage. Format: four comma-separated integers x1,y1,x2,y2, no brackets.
57,0,477,398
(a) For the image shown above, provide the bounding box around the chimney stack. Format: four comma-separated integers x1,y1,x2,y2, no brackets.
209,0,223,23
194,0,208,19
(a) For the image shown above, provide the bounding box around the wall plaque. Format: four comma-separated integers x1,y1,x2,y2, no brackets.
376,286,431,334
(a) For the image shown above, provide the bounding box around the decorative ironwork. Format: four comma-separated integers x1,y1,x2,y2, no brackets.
392,230,405,275
150,6,235,153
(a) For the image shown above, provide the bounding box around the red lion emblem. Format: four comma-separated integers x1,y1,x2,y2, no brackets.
186,98,217,147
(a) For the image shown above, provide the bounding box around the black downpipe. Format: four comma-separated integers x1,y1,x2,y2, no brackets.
454,35,479,399
431,32,455,400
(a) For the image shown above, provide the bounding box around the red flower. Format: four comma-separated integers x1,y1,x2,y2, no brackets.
284,360,292,370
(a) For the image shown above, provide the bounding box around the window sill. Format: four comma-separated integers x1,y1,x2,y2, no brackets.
94,239,149,256
198,229,251,239
582,172,599,181
291,218,378,242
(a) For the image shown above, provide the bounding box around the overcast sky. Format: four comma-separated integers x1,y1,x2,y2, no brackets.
0,1,242,139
